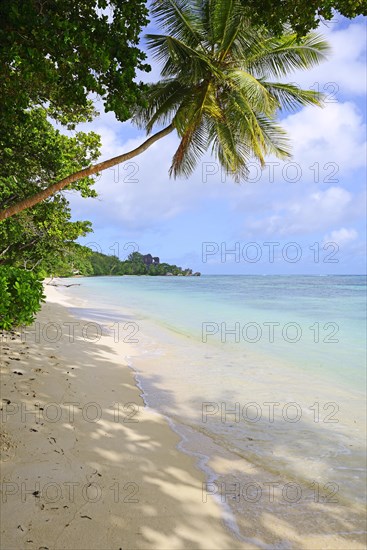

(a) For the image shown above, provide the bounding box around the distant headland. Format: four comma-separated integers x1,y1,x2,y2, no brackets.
57,247,201,278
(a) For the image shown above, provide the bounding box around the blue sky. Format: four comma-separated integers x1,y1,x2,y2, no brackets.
68,13,366,275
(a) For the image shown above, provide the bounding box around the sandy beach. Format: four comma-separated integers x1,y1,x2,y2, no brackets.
1,284,366,550
0,285,253,550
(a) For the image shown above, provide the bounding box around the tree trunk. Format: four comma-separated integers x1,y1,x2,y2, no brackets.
0,124,174,221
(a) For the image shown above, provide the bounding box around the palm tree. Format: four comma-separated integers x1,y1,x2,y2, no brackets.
0,0,329,221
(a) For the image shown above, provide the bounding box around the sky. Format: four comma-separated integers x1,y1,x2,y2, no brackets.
68,12,366,275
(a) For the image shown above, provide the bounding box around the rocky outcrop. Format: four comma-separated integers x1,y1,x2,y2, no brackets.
142,254,160,265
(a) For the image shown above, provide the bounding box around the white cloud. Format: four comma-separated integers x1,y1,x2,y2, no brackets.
69,131,210,230
284,20,367,97
323,227,358,246
229,98,366,234
282,101,366,175
245,187,365,236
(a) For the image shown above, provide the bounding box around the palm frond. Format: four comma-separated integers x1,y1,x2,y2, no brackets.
227,69,277,115
254,115,291,159
262,82,325,111
169,80,221,176
216,0,252,60
146,34,221,81
132,80,190,133
150,0,205,49
221,89,268,165
208,117,251,181
247,32,330,78
207,0,234,48
169,121,208,178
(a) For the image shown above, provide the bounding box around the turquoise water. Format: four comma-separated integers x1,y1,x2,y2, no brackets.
58,274,367,543
68,274,366,389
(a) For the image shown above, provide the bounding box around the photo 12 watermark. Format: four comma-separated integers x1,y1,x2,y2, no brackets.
201,401,340,424
201,321,339,344
1,401,141,426
202,480,339,504
201,160,340,184
85,240,140,261
1,481,140,505
1,321,140,345
202,241,340,264
93,162,140,185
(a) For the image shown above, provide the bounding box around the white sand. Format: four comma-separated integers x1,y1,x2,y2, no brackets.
0,285,253,549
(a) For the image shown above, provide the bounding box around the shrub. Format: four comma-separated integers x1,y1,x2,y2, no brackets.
0,267,45,329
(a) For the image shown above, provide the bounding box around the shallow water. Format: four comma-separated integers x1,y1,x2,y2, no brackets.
58,275,367,546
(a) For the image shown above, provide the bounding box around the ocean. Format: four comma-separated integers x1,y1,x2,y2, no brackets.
58,274,367,546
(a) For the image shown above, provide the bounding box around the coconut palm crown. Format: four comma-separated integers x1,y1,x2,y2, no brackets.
133,0,330,181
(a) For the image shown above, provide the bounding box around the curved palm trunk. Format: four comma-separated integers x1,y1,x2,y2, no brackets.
0,124,174,221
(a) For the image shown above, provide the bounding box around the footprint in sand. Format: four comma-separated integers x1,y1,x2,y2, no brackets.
0,430,16,462
32,368,49,374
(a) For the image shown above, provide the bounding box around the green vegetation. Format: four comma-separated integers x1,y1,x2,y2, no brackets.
0,267,45,330
0,108,100,274
0,108,98,327
54,250,198,277
240,0,366,37
0,1,149,328
0,0,149,127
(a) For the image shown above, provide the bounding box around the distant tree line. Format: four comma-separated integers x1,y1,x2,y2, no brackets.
50,250,199,278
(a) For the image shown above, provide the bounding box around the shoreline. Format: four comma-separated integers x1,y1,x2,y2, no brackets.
0,285,252,550
1,283,366,549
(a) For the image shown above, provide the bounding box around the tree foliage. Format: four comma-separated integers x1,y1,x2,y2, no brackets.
86,250,196,276
0,108,100,273
0,1,151,328
0,267,45,329
42,244,95,278
239,0,366,37
0,0,150,127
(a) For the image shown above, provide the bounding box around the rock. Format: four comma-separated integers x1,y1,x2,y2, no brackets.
165,272,174,276
193,272,201,276
142,253,153,265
